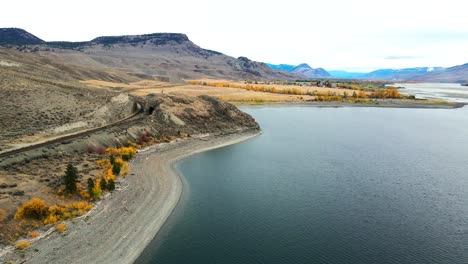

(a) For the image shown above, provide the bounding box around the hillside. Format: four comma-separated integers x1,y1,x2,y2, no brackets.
0,48,137,152
0,29,296,81
267,63,330,78
413,64,468,83
0,28,44,46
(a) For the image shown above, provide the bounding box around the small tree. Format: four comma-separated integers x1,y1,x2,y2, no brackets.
64,164,78,193
108,179,115,191
100,177,108,191
87,178,95,196
112,162,122,176
110,155,116,165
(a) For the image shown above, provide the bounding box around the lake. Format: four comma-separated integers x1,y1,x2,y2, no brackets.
136,106,468,264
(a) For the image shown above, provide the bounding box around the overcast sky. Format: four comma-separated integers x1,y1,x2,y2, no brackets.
2,0,467,72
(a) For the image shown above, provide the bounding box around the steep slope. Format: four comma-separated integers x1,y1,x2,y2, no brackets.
0,48,136,150
267,63,330,78
0,29,296,81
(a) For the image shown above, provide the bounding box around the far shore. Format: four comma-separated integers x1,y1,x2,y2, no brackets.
237,100,466,109
4,130,260,264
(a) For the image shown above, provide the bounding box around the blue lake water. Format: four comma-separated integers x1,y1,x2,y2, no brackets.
136,106,468,264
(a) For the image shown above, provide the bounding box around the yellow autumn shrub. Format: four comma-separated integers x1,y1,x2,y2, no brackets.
14,198,48,220
92,180,102,199
106,147,120,156
119,147,136,161
15,240,30,250
56,223,66,233
43,201,93,224
121,162,130,177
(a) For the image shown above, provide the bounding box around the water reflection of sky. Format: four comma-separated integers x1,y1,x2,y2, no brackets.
388,83,468,103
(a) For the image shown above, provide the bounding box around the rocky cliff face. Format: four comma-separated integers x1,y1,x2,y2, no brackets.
144,93,259,134
91,33,190,46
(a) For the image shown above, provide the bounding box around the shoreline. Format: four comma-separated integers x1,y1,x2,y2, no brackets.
236,100,466,109
6,130,260,264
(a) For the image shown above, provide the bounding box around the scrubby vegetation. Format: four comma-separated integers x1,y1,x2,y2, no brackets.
14,198,92,225
27,231,40,238
4,127,190,246
15,240,30,250
14,198,48,220
56,223,66,233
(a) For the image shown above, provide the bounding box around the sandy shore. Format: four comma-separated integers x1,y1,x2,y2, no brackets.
6,130,259,264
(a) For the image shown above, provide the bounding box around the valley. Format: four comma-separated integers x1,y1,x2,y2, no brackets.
0,25,466,264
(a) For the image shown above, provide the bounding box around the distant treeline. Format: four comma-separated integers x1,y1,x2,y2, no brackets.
188,80,403,101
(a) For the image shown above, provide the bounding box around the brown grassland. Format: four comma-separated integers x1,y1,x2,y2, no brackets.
81,78,420,106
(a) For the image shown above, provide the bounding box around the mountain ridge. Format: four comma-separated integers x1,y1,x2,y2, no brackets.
267,63,331,78
0,28,297,81
329,66,468,83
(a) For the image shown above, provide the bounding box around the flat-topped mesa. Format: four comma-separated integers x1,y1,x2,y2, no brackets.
91,33,190,46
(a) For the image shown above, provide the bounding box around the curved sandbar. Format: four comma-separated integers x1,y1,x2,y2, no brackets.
21,130,259,264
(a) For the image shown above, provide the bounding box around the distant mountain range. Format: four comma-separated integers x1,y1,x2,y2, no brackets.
267,62,468,83
329,66,468,83
0,28,297,81
267,63,331,78
1,28,466,83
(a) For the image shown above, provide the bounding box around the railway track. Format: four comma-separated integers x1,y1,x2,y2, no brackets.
0,102,145,160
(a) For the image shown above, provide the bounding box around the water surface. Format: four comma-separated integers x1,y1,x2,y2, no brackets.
137,106,468,264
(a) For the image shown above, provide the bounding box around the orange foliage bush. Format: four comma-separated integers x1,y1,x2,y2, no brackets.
15,240,30,250
369,88,402,99
56,223,66,233
14,198,48,220
28,230,40,238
